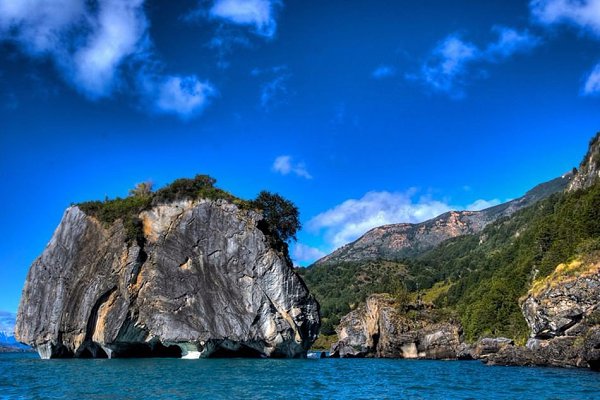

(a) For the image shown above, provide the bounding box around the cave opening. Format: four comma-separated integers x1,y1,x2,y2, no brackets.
110,342,182,358
209,345,264,358
77,345,108,359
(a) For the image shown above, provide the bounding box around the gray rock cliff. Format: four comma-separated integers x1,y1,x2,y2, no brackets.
487,257,600,369
16,199,320,359
329,294,465,359
568,133,600,192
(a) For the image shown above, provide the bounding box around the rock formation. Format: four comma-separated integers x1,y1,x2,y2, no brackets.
16,199,320,359
329,294,466,359
315,175,572,265
568,133,600,192
487,257,600,369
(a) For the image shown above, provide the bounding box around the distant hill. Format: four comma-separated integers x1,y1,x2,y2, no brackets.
314,174,572,266
301,133,600,338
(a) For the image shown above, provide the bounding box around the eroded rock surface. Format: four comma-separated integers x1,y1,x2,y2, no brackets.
487,258,600,369
16,200,320,359
330,294,463,359
568,133,600,192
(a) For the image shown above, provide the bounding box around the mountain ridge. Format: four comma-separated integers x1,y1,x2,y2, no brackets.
314,173,573,266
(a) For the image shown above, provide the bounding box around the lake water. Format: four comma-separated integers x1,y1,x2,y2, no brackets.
1,352,599,399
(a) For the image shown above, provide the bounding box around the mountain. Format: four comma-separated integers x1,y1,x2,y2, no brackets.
16,176,319,359
305,132,600,370
302,132,600,351
315,174,572,266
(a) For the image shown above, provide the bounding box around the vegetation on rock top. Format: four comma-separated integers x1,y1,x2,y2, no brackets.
77,175,300,258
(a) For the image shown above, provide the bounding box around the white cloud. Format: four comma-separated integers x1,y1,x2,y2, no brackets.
0,0,86,55
485,26,541,60
415,27,539,97
0,0,148,99
584,63,600,94
530,0,600,35
307,190,455,249
0,0,215,117
530,0,600,95
72,0,148,98
372,65,396,79
209,0,281,38
292,243,326,264
307,190,508,250
272,155,312,179
144,75,216,119
466,198,502,211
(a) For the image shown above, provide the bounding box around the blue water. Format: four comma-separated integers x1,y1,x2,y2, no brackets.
1,353,599,399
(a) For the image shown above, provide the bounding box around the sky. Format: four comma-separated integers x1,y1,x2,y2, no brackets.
1,0,600,314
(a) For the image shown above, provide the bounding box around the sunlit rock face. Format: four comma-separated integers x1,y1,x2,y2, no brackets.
16,200,320,359
329,294,464,360
568,133,600,192
486,258,600,369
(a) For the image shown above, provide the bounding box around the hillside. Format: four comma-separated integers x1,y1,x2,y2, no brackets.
302,133,600,338
314,174,571,265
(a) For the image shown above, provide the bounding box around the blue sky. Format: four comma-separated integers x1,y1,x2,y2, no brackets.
1,0,600,313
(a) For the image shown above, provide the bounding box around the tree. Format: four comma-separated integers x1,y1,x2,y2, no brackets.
129,181,154,198
251,191,301,244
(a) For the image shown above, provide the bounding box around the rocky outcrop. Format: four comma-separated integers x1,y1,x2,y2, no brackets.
487,258,600,369
16,199,320,359
568,133,600,192
329,294,464,359
315,175,572,265
471,337,513,360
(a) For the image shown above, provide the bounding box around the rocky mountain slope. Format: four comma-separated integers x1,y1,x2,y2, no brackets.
309,132,600,370
315,174,572,266
568,133,600,192
487,255,600,369
16,179,320,359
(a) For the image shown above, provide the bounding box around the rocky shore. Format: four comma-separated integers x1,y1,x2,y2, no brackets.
330,270,600,371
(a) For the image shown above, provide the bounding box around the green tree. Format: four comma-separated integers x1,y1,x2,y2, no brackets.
251,191,301,244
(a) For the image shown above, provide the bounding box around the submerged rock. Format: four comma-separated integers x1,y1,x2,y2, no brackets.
16,200,320,359
329,294,463,359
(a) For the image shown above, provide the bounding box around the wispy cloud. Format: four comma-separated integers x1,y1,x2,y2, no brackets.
272,155,312,179
138,73,217,119
260,74,290,109
0,0,214,118
292,243,326,264
209,0,282,38
372,65,396,79
530,0,600,34
466,198,502,211
530,0,600,95
71,0,148,98
252,65,291,110
307,190,455,249
307,190,505,250
206,26,252,69
417,34,479,96
413,27,540,97
584,63,600,94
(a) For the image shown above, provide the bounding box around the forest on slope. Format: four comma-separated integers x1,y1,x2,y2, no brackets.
301,135,600,341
